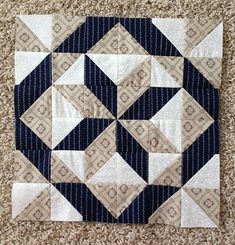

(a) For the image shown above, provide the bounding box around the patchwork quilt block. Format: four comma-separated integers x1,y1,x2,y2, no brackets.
13,15,223,227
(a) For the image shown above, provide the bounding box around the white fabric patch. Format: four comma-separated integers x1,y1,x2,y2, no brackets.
87,54,118,83
151,88,183,120
15,51,49,85
52,151,85,182
189,23,223,57
87,152,146,185
87,54,148,84
52,118,83,149
184,154,220,188
151,120,182,152
148,153,181,184
12,183,49,218
52,87,82,118
181,189,217,227
151,56,181,87
55,55,84,84
86,153,117,184
117,153,147,185
117,55,148,83
152,18,186,55
19,15,53,50
51,185,83,221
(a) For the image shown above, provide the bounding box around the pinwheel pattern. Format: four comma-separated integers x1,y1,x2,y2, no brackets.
13,15,222,227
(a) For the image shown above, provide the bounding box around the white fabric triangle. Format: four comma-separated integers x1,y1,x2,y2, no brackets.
184,154,220,188
52,151,85,182
12,183,49,218
87,54,118,83
52,87,82,118
54,55,84,84
151,120,182,152
19,15,53,50
151,88,183,120
151,57,181,87
117,55,149,82
51,185,83,221
181,189,217,227
148,153,181,184
117,153,147,185
189,23,223,57
86,153,117,184
152,18,186,55
87,54,148,84
52,118,82,149
15,52,49,85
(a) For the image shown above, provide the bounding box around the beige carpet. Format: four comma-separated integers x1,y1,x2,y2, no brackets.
0,0,234,244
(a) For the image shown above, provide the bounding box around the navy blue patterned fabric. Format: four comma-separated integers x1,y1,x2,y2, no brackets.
54,183,117,223
149,87,180,119
54,16,182,56
186,88,220,119
118,151,148,183
151,24,182,56
86,16,118,52
54,119,114,150
54,183,179,224
116,121,147,153
54,22,87,53
14,54,51,117
84,55,116,87
22,150,51,180
18,54,51,88
15,118,50,150
118,17,151,54
120,87,180,120
144,185,179,220
183,58,215,89
182,121,219,185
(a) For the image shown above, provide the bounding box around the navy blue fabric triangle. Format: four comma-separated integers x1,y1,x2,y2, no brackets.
54,183,117,223
120,88,150,120
121,87,180,120
54,22,87,53
183,58,215,89
14,85,49,118
118,151,148,183
85,55,116,86
14,54,51,117
21,150,51,180
85,85,117,118
144,185,179,219
18,54,51,88
119,17,151,54
117,186,147,224
86,16,119,52
54,118,114,150
182,121,219,185
148,87,180,119
15,118,50,150
54,17,118,53
117,121,147,153
85,56,117,117
151,24,182,56
186,88,219,120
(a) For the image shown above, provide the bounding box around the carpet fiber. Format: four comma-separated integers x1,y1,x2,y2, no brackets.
0,0,234,244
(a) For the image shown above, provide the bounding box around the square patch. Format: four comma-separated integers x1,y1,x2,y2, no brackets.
13,15,222,227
